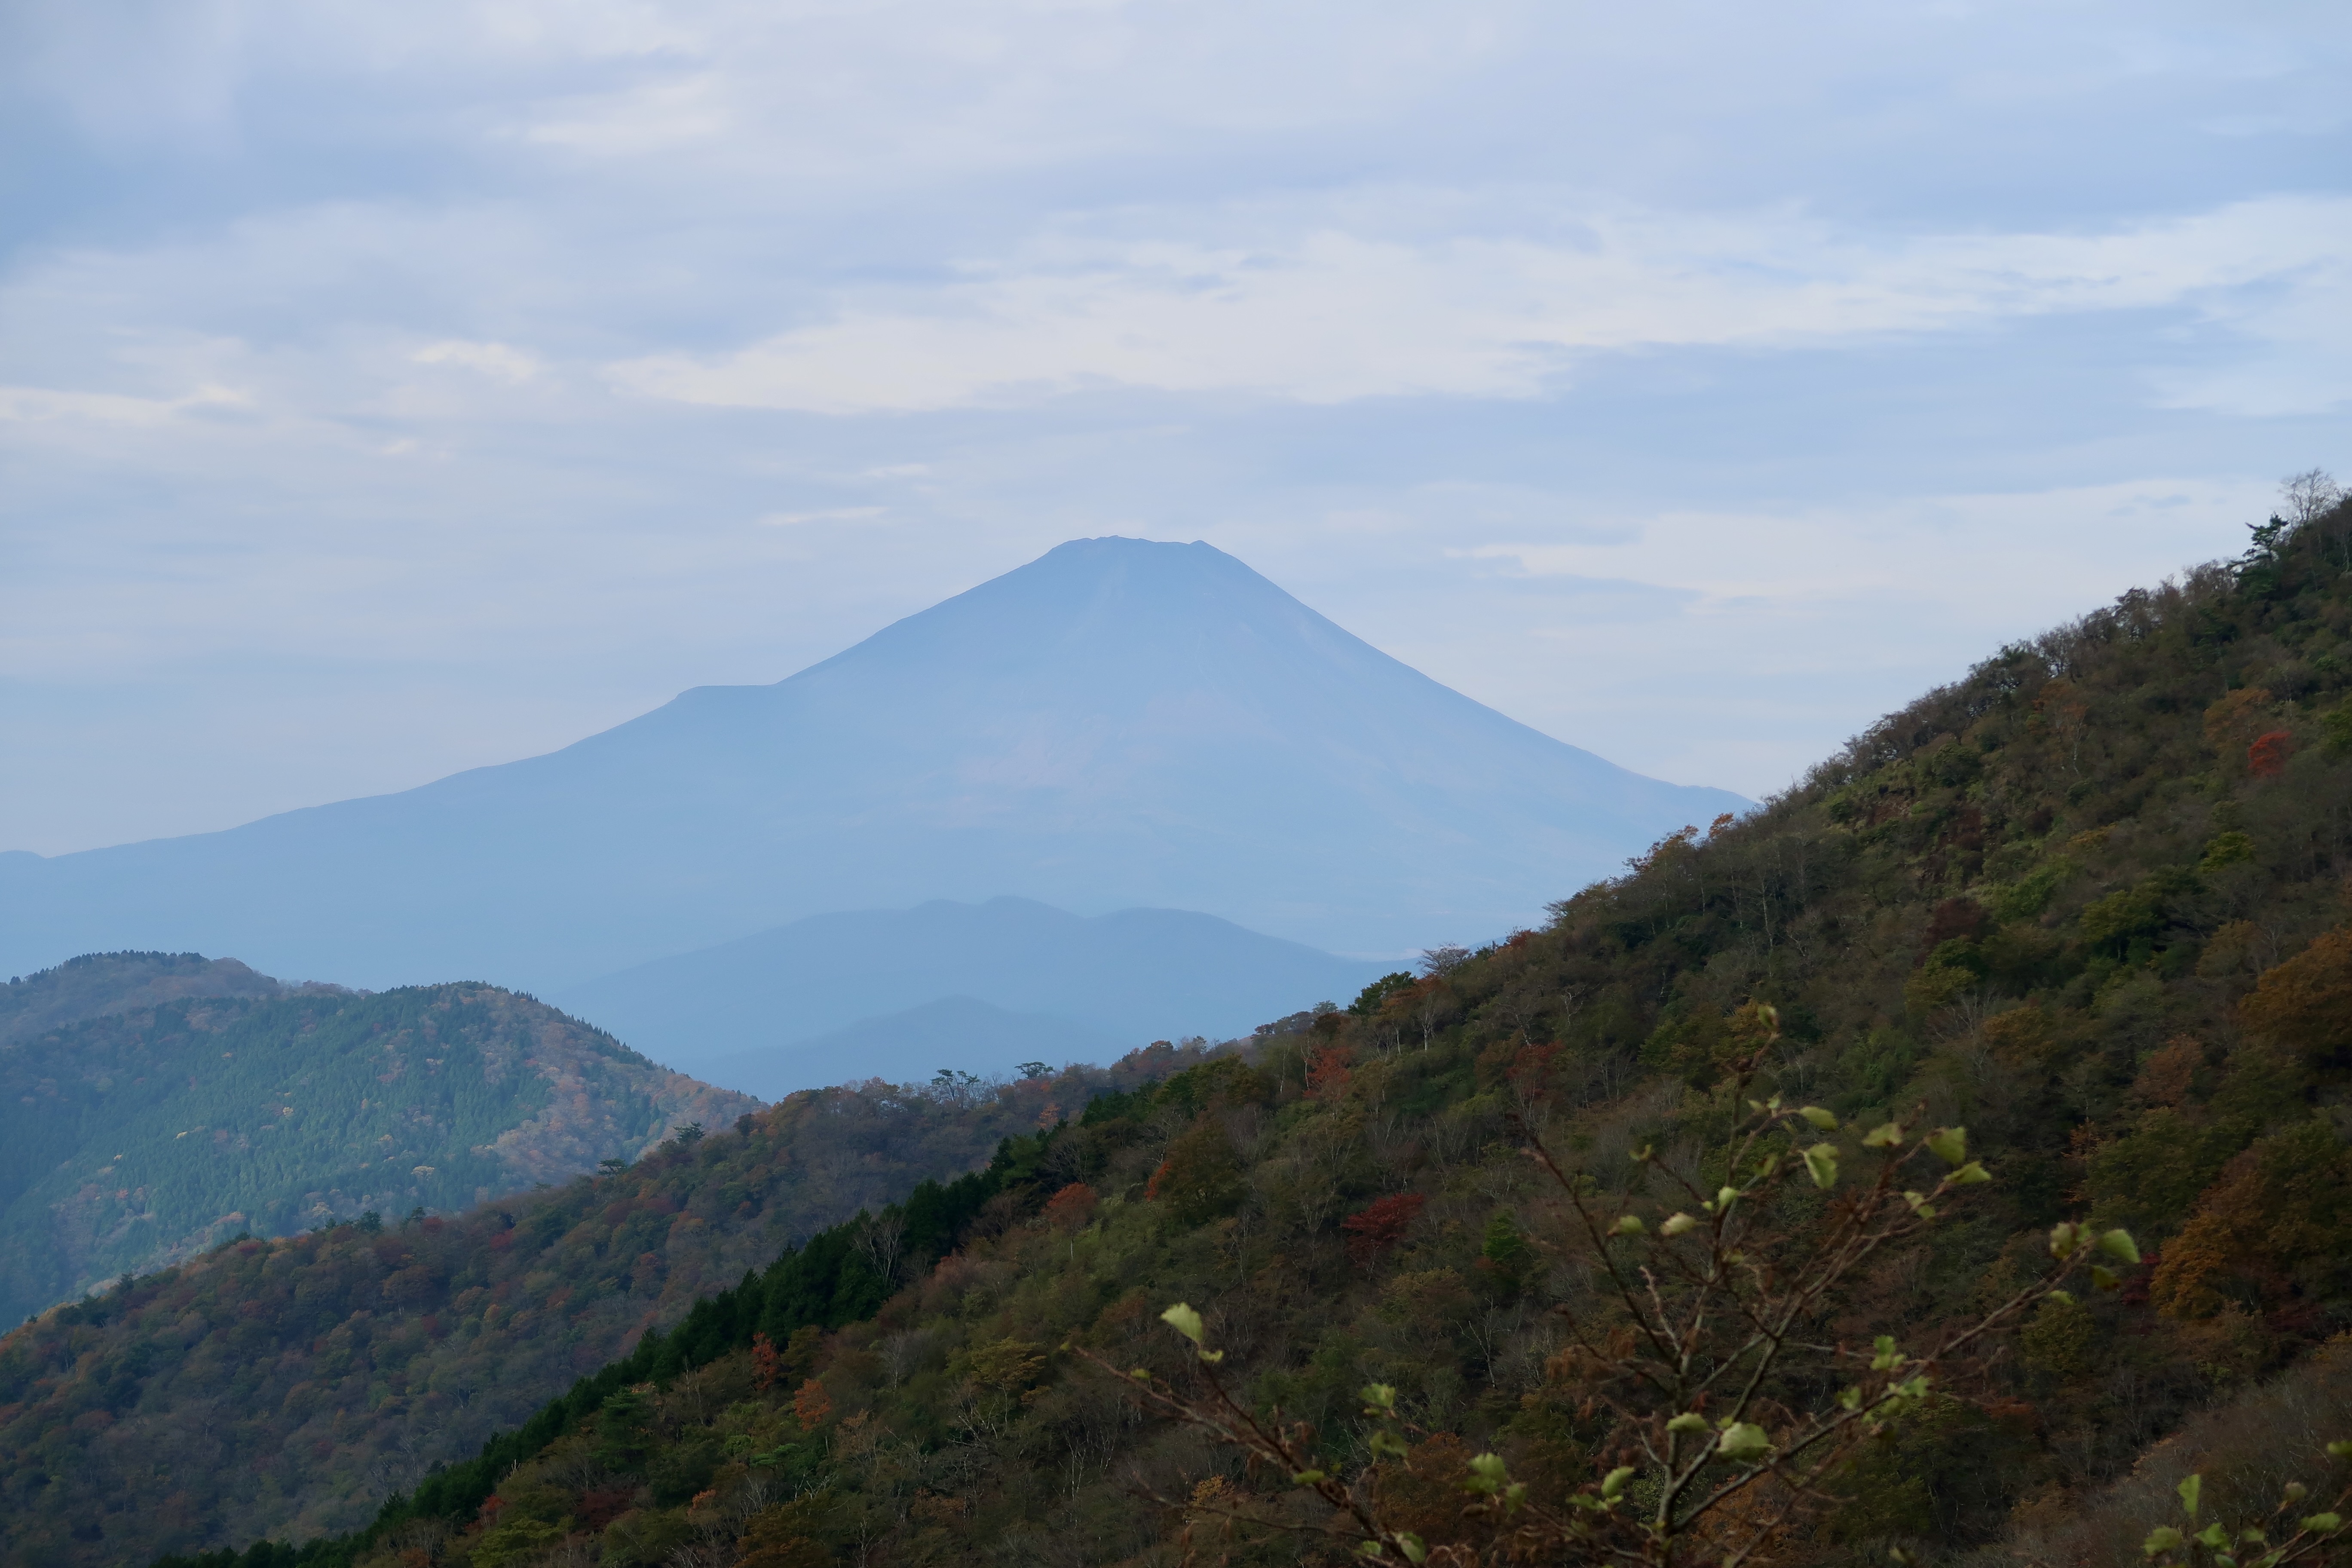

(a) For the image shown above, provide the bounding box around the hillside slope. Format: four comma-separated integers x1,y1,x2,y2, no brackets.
0,961,756,1325
0,1048,1210,1566
109,499,2352,1568
556,897,1390,1084
0,538,1747,991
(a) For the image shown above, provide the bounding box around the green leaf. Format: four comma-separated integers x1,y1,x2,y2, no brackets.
2196,1524,2230,1548
2049,1222,2083,1260
2329,1439,2352,1461
1370,1429,1411,1460
1716,1185,1740,1209
1803,1143,1841,1189
1130,1368,1152,1381
2046,1290,2076,1307
1661,1213,1699,1237
1798,1106,1840,1130
1863,1121,1905,1148
1397,1533,1427,1564
1467,1453,1509,1486
1926,1127,1968,1164
1947,1161,1992,1185
1602,1466,1635,1499
1361,1383,1399,1414
2304,1513,2344,1534
2100,1228,2143,1265
1611,1215,1644,1236
2178,1475,2201,1520
1666,1412,1709,1433
1292,1470,1327,1485
1838,1386,1863,1411
2091,1264,2121,1291
1871,1336,1905,1371
2144,1525,2184,1554
1716,1422,1773,1462
1161,1302,1206,1344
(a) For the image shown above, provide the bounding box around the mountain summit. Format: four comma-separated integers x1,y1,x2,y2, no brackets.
0,538,1744,991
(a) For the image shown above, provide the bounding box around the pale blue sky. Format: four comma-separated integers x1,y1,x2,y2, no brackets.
3,0,2347,856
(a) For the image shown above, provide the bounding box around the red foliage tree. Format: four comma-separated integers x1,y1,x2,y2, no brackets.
1506,1041,1563,1105
793,1376,833,1432
1304,1044,1354,1100
2249,729,2294,778
1042,1182,1097,1230
1340,1192,1425,1265
752,1330,780,1392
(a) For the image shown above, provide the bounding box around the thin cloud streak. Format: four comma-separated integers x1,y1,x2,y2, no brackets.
606,197,2352,413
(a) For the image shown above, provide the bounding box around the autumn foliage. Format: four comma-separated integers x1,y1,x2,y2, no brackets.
791,1376,833,1432
1041,1181,1097,1230
1304,1042,1354,1099
2249,728,2295,778
2239,925,2352,1067
1340,1192,1424,1263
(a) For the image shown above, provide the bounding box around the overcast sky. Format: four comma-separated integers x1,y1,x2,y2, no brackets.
3,0,2347,857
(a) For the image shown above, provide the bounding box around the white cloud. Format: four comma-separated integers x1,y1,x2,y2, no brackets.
760,506,886,525
1455,477,2265,639
412,340,544,382
0,383,248,426
606,196,2352,413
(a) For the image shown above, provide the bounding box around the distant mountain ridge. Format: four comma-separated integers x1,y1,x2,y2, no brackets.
0,953,756,1323
695,995,1128,1099
554,896,1393,1091
0,949,289,1047
0,537,1746,993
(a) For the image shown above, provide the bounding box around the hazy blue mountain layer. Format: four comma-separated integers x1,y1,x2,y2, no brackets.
556,897,1389,1087
0,953,757,1325
686,995,1127,1099
0,537,1747,992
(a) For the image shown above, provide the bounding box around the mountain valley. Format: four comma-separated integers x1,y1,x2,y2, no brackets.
4,502,2351,1568
556,897,1393,1093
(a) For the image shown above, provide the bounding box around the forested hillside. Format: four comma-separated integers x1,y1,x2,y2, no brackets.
0,965,758,1326
0,1048,1204,1566
21,500,2352,1568
0,952,287,1047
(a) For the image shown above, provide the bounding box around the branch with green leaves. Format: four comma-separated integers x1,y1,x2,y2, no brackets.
1066,1305,1446,1564
1508,1075,2131,1566
1076,1010,2174,1567
2137,1464,2352,1568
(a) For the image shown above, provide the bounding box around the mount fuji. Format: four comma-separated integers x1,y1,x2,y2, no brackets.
0,538,1746,1001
